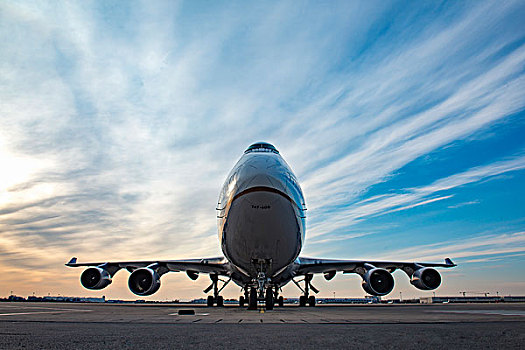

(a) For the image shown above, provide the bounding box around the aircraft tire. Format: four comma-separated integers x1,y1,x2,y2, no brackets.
299,295,307,307
265,288,274,310
239,296,245,307
278,296,284,307
248,288,257,310
308,295,316,307
216,295,224,307
207,295,214,307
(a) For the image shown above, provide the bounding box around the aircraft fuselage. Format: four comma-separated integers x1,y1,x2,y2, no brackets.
217,143,306,282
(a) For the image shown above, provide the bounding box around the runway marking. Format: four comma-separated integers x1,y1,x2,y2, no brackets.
238,319,243,323
0,305,90,312
168,312,209,316
0,309,92,316
192,318,202,323
215,319,223,323
432,310,525,317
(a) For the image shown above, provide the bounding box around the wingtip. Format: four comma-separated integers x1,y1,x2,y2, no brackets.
445,258,456,266
66,257,77,266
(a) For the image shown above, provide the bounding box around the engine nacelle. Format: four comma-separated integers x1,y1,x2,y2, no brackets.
128,268,161,296
361,268,395,296
186,270,199,281
80,267,112,290
411,267,441,290
324,270,336,281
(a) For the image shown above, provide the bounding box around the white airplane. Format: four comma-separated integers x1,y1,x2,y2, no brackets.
67,142,456,309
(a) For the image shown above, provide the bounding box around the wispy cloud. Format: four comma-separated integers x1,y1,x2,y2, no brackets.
308,153,525,238
447,200,480,209
377,231,525,263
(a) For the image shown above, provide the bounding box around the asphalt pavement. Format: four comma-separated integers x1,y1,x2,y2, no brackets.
0,302,523,349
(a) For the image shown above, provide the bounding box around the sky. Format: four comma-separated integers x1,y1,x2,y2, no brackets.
1,0,524,301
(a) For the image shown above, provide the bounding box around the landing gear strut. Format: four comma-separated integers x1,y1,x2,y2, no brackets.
204,274,229,307
294,274,317,307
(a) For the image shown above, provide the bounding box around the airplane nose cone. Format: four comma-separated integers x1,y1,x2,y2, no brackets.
236,164,288,194
230,153,305,211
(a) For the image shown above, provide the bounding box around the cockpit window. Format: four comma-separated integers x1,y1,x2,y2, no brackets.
244,142,279,154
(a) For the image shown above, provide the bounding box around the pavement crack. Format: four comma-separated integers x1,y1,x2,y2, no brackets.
192,319,202,323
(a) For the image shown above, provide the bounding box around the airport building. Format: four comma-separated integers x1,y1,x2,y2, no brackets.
420,296,525,303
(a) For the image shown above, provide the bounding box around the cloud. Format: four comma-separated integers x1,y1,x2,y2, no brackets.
378,231,525,262
307,153,525,238
447,200,480,209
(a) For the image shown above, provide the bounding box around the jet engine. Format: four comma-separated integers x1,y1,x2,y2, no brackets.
80,267,112,290
410,267,441,290
128,268,161,296
361,268,394,296
324,270,336,281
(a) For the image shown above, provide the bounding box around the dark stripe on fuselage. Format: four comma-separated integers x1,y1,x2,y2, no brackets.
232,186,300,209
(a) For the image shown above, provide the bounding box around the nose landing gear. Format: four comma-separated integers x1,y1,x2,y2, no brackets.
246,259,282,310
247,285,278,310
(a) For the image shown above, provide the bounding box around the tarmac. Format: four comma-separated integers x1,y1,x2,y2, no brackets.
0,302,524,349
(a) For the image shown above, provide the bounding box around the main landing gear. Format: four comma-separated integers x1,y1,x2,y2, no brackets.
204,274,230,307
294,274,317,307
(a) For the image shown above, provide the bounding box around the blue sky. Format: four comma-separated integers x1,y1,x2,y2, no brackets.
1,0,524,300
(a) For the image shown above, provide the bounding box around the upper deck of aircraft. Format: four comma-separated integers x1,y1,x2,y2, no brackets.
244,142,280,154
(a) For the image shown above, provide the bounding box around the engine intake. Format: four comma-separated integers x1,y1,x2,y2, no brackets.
128,268,161,296
361,268,394,296
411,267,441,290
80,267,112,290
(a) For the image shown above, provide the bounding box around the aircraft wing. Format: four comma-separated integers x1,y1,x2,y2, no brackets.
295,257,456,275
65,256,230,276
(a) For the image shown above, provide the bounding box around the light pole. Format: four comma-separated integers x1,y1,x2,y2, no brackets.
399,292,402,302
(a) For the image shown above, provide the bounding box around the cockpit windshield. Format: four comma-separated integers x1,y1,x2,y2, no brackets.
244,142,279,154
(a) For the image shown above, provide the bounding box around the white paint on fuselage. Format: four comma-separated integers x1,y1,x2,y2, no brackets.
217,148,306,278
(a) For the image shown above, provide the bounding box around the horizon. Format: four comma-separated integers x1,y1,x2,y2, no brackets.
1,1,525,301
